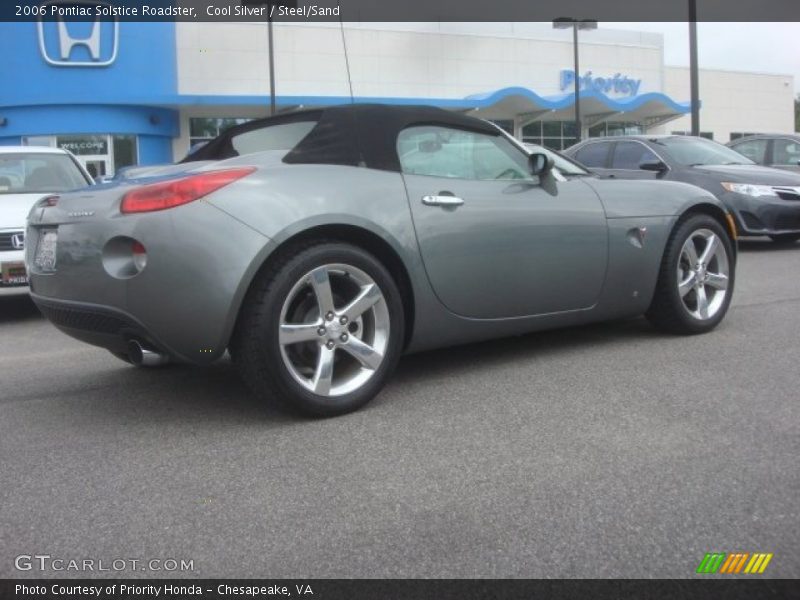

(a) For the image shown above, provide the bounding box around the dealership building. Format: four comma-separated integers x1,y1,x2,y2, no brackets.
0,21,795,177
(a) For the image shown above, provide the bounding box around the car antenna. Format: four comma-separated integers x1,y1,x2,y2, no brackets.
339,9,355,103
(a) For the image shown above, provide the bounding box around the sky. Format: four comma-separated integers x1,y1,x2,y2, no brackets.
604,22,800,94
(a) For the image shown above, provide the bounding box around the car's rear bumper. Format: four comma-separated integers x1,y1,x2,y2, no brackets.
723,192,800,236
31,293,171,357
26,196,273,363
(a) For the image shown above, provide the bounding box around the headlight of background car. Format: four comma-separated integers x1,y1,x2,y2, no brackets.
720,182,778,197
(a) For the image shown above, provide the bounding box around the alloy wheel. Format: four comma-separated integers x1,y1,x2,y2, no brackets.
677,228,730,321
278,263,390,397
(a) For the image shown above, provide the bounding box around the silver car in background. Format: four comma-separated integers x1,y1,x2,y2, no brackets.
727,134,800,173
27,105,737,416
1,146,92,295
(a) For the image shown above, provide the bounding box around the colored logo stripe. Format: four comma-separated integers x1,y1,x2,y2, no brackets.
696,552,773,574
744,553,773,574
697,553,726,574
719,553,749,573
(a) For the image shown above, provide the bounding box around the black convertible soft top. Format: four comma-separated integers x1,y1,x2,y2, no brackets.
183,103,501,172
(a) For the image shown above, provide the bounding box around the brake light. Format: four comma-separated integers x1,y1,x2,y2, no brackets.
120,167,256,214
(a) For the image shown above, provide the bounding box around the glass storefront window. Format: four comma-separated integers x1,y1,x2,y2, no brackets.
22,136,56,148
57,135,109,156
729,132,762,141
588,123,606,138
542,121,561,137
524,119,645,149
522,122,542,138
589,121,643,137
522,121,581,151
671,130,714,140
489,119,514,135
189,117,252,148
113,135,138,172
24,134,139,179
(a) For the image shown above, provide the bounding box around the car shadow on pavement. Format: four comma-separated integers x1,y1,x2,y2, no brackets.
52,317,661,426
61,358,301,428
738,238,800,252
0,295,41,323
391,316,659,389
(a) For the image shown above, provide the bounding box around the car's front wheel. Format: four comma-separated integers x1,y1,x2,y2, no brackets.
646,214,735,334
232,241,405,417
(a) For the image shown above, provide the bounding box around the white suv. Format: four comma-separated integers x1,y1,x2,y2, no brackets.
1,147,93,295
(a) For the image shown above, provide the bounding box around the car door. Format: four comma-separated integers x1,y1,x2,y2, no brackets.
605,141,664,180
729,137,769,166
398,125,608,319
770,138,800,173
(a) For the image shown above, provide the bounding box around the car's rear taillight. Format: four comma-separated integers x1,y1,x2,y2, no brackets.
120,167,256,214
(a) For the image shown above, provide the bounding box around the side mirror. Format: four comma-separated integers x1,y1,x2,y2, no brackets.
529,153,555,177
639,160,668,173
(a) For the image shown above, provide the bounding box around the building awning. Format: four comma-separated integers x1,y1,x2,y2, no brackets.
177,86,692,130
460,86,691,128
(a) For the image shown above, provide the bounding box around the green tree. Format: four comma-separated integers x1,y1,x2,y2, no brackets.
796,94,799,132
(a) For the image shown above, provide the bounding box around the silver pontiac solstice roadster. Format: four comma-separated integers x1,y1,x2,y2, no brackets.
26,105,736,416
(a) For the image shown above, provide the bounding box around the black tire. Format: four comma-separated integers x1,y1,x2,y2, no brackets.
769,233,800,244
646,214,735,335
230,240,405,417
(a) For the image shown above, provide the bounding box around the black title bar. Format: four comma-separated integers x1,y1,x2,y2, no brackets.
4,0,800,22
2,579,798,600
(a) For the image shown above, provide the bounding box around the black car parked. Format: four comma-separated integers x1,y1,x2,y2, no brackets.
564,135,800,243
726,134,800,174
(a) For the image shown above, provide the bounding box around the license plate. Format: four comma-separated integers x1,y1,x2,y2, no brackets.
34,229,58,272
1,261,27,285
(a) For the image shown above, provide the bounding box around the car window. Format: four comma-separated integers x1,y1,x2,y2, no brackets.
656,137,755,166
0,153,88,194
730,138,768,164
611,142,660,169
230,121,317,155
574,143,610,168
397,126,532,180
773,139,800,166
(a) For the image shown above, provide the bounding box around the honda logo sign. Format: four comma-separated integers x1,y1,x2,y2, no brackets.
37,1,119,67
11,233,25,250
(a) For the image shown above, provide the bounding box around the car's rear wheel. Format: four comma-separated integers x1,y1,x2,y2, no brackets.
231,241,405,417
769,233,800,244
646,214,734,334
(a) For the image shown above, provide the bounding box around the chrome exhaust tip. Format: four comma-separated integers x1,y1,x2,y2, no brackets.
127,339,169,367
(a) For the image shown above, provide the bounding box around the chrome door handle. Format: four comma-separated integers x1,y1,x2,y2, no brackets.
422,194,464,207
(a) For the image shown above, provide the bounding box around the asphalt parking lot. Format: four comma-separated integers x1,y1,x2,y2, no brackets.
1,239,798,579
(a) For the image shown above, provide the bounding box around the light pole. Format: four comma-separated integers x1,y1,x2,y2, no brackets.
688,0,700,135
553,18,597,143
242,0,288,116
